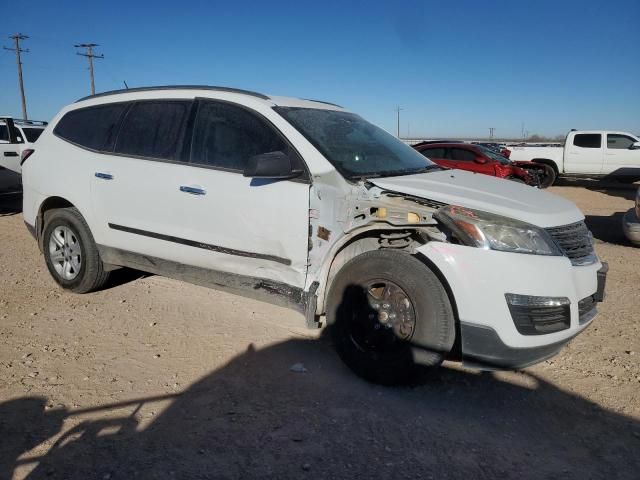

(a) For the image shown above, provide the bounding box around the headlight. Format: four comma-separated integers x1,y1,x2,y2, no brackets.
435,205,563,256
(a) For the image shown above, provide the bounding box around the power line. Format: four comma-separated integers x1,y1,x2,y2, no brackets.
3,33,29,120
74,43,104,95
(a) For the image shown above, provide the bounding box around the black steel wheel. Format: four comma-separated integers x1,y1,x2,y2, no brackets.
327,249,455,385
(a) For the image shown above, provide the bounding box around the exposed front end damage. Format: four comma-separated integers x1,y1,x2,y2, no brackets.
306,179,448,318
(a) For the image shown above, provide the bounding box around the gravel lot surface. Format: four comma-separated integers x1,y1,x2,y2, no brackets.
1,182,639,479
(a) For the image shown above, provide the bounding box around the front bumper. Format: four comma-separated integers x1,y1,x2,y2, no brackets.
622,208,640,246
415,242,606,368
459,322,580,369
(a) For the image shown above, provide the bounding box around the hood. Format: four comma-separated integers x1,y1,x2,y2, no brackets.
370,169,583,228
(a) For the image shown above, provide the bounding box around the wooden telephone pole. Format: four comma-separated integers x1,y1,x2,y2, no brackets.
3,33,29,120
75,43,104,95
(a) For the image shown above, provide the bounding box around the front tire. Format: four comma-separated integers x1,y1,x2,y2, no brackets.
43,207,110,293
326,250,455,385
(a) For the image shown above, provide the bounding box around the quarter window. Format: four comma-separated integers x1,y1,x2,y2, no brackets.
450,148,477,162
607,134,636,150
115,101,191,161
573,134,601,149
190,101,290,171
54,103,128,151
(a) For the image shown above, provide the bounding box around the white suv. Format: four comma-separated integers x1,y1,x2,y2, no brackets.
0,118,46,191
21,86,607,384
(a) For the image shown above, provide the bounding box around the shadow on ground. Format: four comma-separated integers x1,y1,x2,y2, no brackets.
555,177,638,201
0,191,22,216
585,212,631,246
1,337,638,479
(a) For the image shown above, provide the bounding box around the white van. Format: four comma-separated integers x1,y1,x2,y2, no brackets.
20,86,607,384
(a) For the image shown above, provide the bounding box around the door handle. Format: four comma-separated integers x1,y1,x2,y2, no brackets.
95,172,114,180
3,151,18,157
179,185,206,195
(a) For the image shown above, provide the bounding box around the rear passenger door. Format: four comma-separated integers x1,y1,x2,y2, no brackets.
91,98,310,288
564,133,604,174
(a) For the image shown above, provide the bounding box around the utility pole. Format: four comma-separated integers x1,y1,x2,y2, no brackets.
395,106,403,138
75,43,104,95
3,33,29,120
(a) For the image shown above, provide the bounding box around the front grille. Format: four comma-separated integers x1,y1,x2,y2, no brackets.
545,221,596,266
578,295,597,324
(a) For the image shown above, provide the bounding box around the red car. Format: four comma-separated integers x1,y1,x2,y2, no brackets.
413,142,537,186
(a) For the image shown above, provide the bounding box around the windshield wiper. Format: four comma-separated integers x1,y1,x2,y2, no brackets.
350,164,441,181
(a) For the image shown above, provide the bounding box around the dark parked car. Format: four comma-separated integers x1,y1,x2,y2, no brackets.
413,142,537,185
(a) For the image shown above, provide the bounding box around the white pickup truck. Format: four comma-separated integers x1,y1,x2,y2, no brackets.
508,130,640,186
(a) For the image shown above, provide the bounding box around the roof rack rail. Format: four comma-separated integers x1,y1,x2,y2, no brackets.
302,98,343,108
76,85,271,103
0,117,48,126
14,119,48,126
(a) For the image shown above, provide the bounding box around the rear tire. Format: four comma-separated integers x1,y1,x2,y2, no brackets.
43,207,110,293
326,250,455,385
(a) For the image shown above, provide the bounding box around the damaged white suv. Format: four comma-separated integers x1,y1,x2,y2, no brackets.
21,86,607,384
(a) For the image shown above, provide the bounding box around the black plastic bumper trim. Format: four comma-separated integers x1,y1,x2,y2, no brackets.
460,322,581,370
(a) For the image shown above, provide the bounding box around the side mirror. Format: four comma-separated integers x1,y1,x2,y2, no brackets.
474,156,487,164
630,141,640,150
243,151,301,179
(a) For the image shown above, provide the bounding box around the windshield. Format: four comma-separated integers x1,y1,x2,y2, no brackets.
275,107,435,179
478,145,510,165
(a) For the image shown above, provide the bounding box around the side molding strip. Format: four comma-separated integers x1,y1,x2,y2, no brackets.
108,223,292,266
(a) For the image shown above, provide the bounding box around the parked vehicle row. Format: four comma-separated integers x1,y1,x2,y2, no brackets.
9,85,607,384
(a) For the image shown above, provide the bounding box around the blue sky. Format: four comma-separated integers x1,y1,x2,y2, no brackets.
2,0,639,138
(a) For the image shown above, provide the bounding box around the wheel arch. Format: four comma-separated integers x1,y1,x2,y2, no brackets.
531,158,559,175
36,196,77,251
412,252,462,361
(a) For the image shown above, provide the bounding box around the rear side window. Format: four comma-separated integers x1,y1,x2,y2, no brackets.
607,134,635,150
0,125,7,142
54,103,128,150
573,134,601,149
421,147,445,159
190,100,290,171
114,101,191,161
21,127,44,143
450,148,476,161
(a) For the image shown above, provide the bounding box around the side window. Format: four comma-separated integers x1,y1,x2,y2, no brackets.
607,134,635,150
450,148,476,161
190,100,290,171
0,125,8,142
54,103,128,151
115,101,191,161
573,134,601,149
421,147,445,159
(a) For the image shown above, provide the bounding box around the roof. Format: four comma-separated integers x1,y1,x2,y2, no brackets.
75,85,344,110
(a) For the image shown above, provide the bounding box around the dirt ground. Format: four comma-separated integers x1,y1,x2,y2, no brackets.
0,182,639,480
